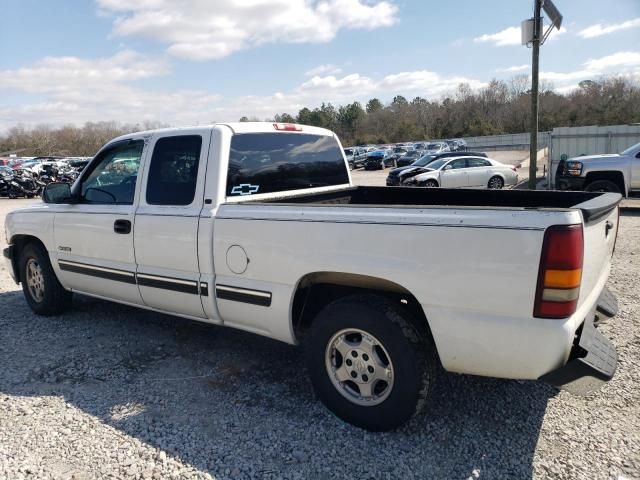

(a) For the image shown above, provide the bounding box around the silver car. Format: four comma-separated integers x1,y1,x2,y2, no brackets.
404,156,519,189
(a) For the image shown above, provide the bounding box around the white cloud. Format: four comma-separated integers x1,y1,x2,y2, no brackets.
578,17,640,38
0,52,487,130
541,51,640,91
583,51,640,71
498,64,529,73
97,0,399,60
474,26,521,46
305,64,343,76
0,51,220,130
474,24,565,47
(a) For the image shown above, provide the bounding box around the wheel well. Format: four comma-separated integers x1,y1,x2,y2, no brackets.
585,171,626,193
292,272,434,346
8,235,46,283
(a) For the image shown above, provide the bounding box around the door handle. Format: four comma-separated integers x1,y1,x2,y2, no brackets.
605,220,614,237
114,219,131,234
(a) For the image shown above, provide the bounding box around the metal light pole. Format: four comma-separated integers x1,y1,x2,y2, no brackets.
528,0,542,190
522,0,562,190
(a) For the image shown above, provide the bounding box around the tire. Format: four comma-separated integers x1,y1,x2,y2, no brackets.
488,176,504,189
585,179,621,194
305,294,437,431
19,242,72,316
422,180,438,188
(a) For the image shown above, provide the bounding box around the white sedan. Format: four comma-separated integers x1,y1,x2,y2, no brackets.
403,156,518,189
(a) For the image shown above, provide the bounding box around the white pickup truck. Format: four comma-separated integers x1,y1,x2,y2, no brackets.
4,122,622,431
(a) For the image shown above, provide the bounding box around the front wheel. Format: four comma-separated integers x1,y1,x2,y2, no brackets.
305,294,437,431
19,243,72,315
421,179,438,188
488,176,504,189
585,179,621,193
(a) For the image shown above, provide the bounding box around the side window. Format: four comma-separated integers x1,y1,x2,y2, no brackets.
468,158,491,168
449,159,467,169
80,140,144,204
146,135,202,206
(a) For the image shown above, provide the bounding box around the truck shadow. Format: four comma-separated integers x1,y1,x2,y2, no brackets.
0,290,553,479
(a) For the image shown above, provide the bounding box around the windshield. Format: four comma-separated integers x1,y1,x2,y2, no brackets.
227,133,349,196
414,155,435,166
393,148,406,153
426,143,441,149
343,149,353,156
424,158,447,170
621,142,640,156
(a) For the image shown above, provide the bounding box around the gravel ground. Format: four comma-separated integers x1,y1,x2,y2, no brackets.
0,197,639,480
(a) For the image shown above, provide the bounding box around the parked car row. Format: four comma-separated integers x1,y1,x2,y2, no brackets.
0,157,88,199
343,138,467,171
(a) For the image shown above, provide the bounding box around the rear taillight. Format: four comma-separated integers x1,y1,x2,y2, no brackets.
273,123,302,131
534,224,584,319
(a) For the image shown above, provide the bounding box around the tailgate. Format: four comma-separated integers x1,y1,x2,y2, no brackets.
575,193,621,310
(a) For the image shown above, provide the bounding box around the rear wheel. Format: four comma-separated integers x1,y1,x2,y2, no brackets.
305,294,437,431
488,176,504,189
585,179,621,193
19,243,72,315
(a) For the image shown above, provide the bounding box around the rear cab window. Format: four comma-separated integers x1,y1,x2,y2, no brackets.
146,135,202,206
226,132,349,197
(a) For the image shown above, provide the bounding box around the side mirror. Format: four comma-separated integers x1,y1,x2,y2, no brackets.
443,164,453,171
42,182,72,204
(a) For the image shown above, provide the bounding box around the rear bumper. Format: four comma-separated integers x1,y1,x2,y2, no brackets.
538,286,618,395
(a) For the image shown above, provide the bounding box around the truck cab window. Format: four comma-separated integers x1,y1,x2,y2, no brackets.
227,133,349,196
80,140,144,204
146,135,202,205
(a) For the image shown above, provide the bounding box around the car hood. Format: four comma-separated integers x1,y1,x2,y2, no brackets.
388,165,416,175
412,169,439,181
401,166,432,175
569,153,622,162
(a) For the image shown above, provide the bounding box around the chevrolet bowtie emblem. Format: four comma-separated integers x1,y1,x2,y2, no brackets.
231,184,260,196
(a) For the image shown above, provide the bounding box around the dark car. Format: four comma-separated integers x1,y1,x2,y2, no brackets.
386,151,487,185
364,149,395,170
395,150,422,167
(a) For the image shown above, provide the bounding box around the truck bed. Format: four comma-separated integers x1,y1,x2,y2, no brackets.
254,186,620,224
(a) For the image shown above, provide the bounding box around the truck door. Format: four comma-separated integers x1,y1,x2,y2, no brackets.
54,138,145,305
440,158,469,188
134,130,210,318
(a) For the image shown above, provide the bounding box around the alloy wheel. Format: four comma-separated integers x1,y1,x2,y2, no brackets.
325,328,395,406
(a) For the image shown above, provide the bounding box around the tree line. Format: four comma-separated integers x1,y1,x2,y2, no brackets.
2,75,639,156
